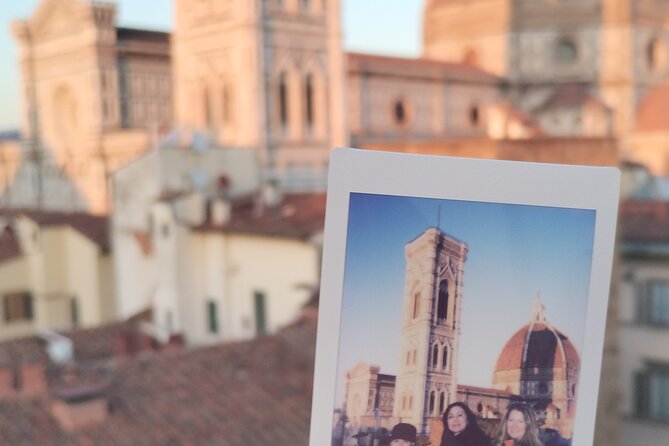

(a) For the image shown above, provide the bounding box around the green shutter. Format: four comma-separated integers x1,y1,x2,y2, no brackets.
207,301,218,334
254,291,267,335
635,370,649,417
70,297,79,327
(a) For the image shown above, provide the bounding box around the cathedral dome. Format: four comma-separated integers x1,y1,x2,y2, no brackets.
493,295,580,380
494,320,580,373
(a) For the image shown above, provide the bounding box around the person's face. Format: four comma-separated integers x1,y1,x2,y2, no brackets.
390,440,411,446
447,406,468,435
506,410,527,440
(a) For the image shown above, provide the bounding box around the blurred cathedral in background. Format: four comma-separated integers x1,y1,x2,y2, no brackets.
4,0,669,214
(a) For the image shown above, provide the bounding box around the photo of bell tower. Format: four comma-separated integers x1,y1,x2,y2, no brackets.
394,227,468,433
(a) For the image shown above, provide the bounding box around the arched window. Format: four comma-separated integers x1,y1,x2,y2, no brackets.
394,100,406,124
406,350,411,366
437,279,448,320
305,74,314,133
221,83,231,125
429,391,436,414
432,344,439,368
203,86,212,127
412,292,420,319
409,395,413,410
439,392,445,414
278,72,288,130
442,345,448,369
647,38,668,72
469,105,480,127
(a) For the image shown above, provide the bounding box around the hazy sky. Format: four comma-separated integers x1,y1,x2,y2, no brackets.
0,0,423,131
334,193,596,406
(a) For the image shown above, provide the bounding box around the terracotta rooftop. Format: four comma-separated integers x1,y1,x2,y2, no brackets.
0,209,109,252
116,27,170,43
0,225,22,265
532,84,607,114
195,192,326,240
0,336,48,368
347,52,500,83
620,200,669,243
492,101,545,137
457,384,516,397
636,82,669,132
0,317,316,444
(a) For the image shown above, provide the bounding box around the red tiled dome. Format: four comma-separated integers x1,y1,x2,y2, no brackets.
494,321,580,373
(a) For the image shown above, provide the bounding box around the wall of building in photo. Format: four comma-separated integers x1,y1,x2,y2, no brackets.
339,226,580,446
2,0,669,444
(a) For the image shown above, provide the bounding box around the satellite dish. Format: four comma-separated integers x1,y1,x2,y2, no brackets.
39,330,74,364
190,170,208,189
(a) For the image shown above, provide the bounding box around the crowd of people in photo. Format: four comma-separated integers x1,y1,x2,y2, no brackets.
342,401,570,446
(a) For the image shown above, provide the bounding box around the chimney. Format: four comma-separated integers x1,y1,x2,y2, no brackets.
19,363,47,397
51,382,109,432
261,180,282,207
0,368,16,398
209,198,231,225
255,179,283,216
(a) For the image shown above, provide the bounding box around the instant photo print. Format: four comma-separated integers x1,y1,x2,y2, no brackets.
310,149,620,446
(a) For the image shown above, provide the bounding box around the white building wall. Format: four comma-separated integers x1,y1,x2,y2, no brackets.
42,227,104,328
111,146,261,321
152,203,182,334
0,256,37,340
226,233,319,339
178,231,319,345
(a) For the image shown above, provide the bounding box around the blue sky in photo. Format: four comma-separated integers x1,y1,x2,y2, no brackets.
334,192,596,406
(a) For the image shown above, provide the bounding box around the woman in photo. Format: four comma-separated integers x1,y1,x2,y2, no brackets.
492,402,543,446
439,402,490,446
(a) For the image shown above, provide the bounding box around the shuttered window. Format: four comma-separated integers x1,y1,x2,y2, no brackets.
636,363,669,422
3,292,33,323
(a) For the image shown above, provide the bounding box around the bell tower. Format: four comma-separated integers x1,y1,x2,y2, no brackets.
172,0,346,178
393,227,468,434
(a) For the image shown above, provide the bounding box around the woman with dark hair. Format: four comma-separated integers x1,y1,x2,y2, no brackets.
440,402,490,446
492,402,543,446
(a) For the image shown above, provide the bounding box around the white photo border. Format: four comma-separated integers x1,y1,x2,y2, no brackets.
310,148,620,446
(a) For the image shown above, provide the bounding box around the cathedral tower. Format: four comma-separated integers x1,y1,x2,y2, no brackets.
172,0,346,178
422,0,669,139
393,227,468,434
11,0,171,213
